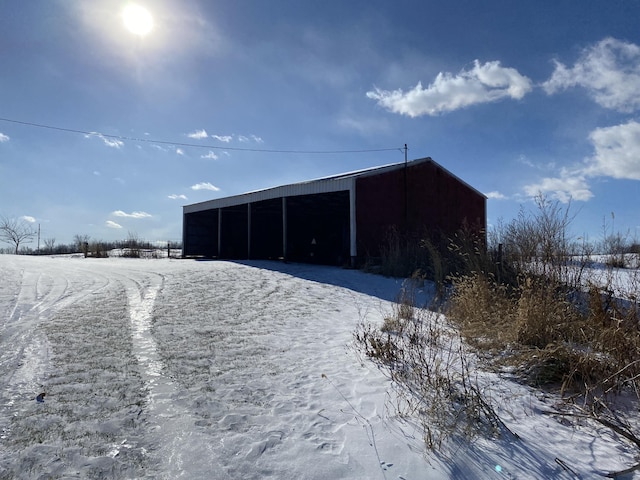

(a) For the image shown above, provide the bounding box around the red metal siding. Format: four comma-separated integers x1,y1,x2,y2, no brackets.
356,160,485,256
355,168,405,257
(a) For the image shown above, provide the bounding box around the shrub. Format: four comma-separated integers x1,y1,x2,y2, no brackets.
358,193,640,455
377,227,432,279
444,194,640,405
122,231,142,258
447,268,640,407
87,241,108,258
447,273,517,351
354,281,510,451
375,224,492,297
513,276,581,349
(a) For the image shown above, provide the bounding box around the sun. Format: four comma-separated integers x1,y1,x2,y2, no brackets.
122,4,153,36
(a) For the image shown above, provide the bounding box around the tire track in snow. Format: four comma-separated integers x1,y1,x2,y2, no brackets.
2,267,107,390
122,273,220,479
0,260,111,443
4,268,112,385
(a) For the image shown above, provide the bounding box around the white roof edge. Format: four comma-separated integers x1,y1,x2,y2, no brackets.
183,176,356,213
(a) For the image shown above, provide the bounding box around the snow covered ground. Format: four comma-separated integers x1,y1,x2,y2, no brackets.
1,255,639,479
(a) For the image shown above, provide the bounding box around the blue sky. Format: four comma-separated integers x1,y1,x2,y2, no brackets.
1,1,639,247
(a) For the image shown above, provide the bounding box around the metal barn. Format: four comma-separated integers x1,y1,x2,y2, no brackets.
182,157,486,265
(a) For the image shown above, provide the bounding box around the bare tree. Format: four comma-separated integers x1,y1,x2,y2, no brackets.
0,216,37,254
44,237,56,254
73,234,90,255
123,231,141,257
502,194,575,282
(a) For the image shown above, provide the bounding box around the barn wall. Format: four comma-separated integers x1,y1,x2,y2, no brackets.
355,161,485,257
407,161,485,236
354,169,405,258
183,158,486,264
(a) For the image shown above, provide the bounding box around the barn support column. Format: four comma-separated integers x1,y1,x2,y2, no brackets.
181,213,186,258
217,207,222,258
247,203,252,259
282,197,288,261
349,183,357,267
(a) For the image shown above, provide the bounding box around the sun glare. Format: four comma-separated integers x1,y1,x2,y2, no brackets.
122,4,153,36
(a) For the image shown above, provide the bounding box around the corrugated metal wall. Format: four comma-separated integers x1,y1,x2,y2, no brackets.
355,161,486,257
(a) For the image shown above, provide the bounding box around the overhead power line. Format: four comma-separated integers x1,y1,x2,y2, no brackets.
0,117,403,154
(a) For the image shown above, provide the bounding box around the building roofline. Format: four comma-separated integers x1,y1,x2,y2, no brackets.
183,156,485,213
426,159,487,199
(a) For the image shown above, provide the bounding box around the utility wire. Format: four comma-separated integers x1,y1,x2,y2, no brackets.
0,117,403,154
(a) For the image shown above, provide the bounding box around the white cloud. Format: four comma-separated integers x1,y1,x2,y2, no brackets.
187,129,208,139
99,136,124,148
517,154,535,168
85,132,124,148
112,210,152,218
485,191,506,200
584,120,640,180
191,182,220,191
543,38,640,112
21,215,36,223
522,120,640,203
517,154,557,172
366,60,532,117
251,135,264,144
237,135,249,143
0,132,9,142
168,194,188,200
211,134,232,143
200,150,218,160
201,151,218,160
337,114,390,134
176,148,185,156
524,169,593,203
106,220,123,229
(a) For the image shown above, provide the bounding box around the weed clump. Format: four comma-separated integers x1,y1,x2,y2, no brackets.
446,196,640,406
356,194,640,455
354,282,511,451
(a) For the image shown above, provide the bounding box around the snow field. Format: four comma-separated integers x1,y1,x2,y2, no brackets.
1,255,639,479
149,261,421,479
0,256,431,479
2,277,148,478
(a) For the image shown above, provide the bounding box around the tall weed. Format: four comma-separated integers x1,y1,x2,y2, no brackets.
445,194,640,407
353,282,509,451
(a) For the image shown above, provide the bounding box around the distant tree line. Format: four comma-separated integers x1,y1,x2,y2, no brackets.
0,217,181,256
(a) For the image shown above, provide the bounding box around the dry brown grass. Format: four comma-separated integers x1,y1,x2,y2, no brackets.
446,274,517,350
353,281,510,451
447,271,640,405
359,195,640,454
